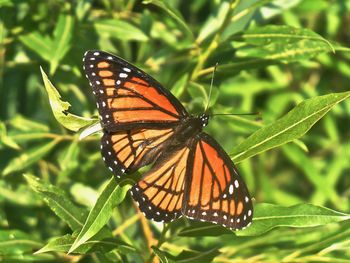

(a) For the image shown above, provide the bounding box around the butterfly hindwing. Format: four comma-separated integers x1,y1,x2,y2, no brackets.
101,128,175,177
130,146,190,222
83,50,188,131
182,133,253,230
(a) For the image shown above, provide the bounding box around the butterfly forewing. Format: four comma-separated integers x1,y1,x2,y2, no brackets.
83,50,188,131
130,146,190,222
182,133,253,230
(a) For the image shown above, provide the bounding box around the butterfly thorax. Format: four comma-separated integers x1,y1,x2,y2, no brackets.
173,113,209,145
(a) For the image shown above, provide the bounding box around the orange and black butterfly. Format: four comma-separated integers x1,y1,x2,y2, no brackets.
83,50,253,230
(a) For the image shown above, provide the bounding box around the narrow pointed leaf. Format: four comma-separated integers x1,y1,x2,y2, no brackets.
68,178,131,253
0,230,42,255
40,67,96,131
237,203,350,236
35,233,134,255
24,174,87,230
2,139,60,175
19,32,52,61
50,14,74,74
143,0,193,39
94,20,148,42
235,25,334,50
231,92,350,162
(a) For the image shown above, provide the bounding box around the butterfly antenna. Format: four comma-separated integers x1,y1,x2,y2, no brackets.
211,112,260,117
204,63,218,113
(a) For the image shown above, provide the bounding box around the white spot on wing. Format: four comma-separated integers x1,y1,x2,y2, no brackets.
123,67,131,72
119,73,128,78
93,52,100,56
234,180,239,188
229,184,234,195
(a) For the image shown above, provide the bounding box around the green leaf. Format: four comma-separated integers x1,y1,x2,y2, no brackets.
40,67,96,131
0,230,42,255
196,1,229,43
237,203,350,236
35,233,134,255
0,122,21,150
24,174,87,231
50,14,74,74
9,115,49,132
68,178,132,253
171,73,188,98
2,139,60,176
143,0,193,39
231,91,350,162
235,25,336,62
152,247,220,263
93,20,148,42
152,246,174,263
178,221,232,237
19,32,52,61
236,25,333,48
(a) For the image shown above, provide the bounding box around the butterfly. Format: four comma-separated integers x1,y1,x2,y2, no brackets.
83,50,253,230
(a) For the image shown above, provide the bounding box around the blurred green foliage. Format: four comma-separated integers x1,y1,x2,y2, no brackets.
1,0,350,262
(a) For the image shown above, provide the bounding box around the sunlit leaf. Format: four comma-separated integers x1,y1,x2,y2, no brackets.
40,67,96,131
68,178,132,253
19,32,52,61
35,233,134,255
94,20,148,42
231,91,350,162
50,14,74,74
24,174,87,230
237,203,350,236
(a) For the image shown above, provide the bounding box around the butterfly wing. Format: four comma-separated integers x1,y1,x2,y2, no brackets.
101,128,177,177
83,50,188,131
130,146,191,222
182,133,253,230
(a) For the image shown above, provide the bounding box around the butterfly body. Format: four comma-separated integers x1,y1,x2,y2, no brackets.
84,50,253,230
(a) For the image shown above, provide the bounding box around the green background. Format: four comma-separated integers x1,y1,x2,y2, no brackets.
1,0,350,262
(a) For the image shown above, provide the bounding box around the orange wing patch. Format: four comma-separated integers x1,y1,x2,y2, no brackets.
130,147,190,222
183,134,253,230
100,128,174,177
83,50,187,130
